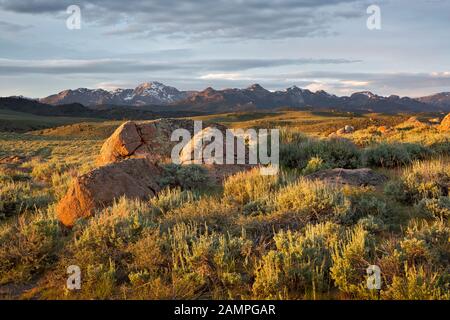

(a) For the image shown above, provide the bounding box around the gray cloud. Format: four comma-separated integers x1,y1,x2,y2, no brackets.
0,0,368,39
270,71,450,90
0,20,32,32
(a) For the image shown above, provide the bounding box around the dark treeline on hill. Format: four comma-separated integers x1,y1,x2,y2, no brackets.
0,97,203,120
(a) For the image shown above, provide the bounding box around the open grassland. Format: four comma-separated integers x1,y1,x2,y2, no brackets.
193,110,408,134
0,109,101,133
0,110,449,300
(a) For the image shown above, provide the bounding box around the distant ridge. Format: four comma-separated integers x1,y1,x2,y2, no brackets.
417,92,450,109
14,82,450,113
40,82,192,106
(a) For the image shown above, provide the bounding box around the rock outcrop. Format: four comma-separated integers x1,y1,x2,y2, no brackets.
57,119,252,226
57,158,163,227
305,168,387,186
332,125,355,136
96,119,229,166
96,119,196,166
439,113,450,131
396,116,429,130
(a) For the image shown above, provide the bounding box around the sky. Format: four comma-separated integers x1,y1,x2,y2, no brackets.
0,0,449,98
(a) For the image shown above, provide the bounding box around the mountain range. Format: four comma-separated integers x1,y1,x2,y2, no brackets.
38,82,450,114
40,82,191,107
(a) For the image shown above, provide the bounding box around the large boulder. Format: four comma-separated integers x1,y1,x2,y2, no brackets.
97,118,196,166
439,113,450,131
97,118,229,166
396,116,429,130
58,119,256,227
305,168,387,186
57,158,163,227
179,126,251,165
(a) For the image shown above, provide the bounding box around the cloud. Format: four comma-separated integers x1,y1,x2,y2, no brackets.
0,0,368,40
199,73,247,81
232,71,450,95
0,20,32,32
273,71,450,90
0,57,359,75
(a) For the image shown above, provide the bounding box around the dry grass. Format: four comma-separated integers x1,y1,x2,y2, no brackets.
0,111,449,300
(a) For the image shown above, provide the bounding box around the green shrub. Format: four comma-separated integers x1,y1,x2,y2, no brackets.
160,164,209,190
378,220,450,300
330,225,376,298
0,181,52,218
280,128,309,145
281,138,361,170
70,197,156,267
223,168,280,206
383,264,450,300
30,161,69,182
149,188,200,215
416,197,450,220
401,220,449,266
0,208,62,284
242,199,272,216
385,159,449,203
357,215,385,233
167,223,253,299
363,143,431,168
339,190,390,226
275,179,349,223
302,157,330,175
51,171,74,201
80,261,117,299
160,196,237,234
253,222,343,299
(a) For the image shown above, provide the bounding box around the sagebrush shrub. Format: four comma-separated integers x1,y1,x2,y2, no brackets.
159,164,209,190
223,168,280,206
167,223,253,299
81,261,117,299
280,137,361,170
69,197,156,268
0,208,61,284
302,157,330,175
330,225,377,298
253,222,343,299
280,128,309,145
382,264,450,300
149,187,200,215
401,220,449,266
363,143,431,168
416,197,450,220
385,159,449,203
275,178,348,223
0,180,52,218
339,189,390,226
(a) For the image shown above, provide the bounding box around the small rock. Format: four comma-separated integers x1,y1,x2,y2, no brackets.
344,125,355,133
